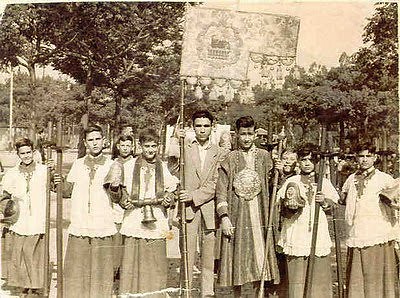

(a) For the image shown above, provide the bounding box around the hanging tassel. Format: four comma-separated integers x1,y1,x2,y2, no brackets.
194,85,203,99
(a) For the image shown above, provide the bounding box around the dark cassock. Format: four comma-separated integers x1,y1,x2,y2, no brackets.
216,146,280,287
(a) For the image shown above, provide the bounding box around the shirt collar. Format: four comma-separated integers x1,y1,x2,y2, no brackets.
19,161,36,174
239,144,257,154
191,138,212,150
84,153,107,167
117,155,133,164
300,171,316,183
356,166,375,178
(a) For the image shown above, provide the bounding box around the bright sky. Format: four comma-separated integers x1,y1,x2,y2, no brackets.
0,0,377,81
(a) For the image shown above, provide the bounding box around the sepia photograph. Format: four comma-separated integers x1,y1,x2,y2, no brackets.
0,1,398,297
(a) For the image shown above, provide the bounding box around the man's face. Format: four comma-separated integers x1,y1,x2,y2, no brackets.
282,152,297,174
357,149,377,171
193,117,212,144
117,140,133,158
84,131,103,156
18,145,34,166
141,141,158,162
237,126,256,151
299,154,315,174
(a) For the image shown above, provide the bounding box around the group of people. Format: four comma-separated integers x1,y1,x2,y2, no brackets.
0,109,399,298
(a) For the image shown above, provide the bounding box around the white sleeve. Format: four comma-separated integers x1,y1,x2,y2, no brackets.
276,180,289,203
167,137,180,158
1,169,15,194
382,172,395,189
162,163,179,192
341,175,352,194
66,161,79,183
322,178,339,203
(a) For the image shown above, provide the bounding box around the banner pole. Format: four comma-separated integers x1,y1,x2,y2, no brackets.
179,79,191,298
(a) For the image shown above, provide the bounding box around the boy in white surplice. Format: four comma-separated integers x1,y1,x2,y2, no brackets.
1,138,50,296
109,128,178,297
277,144,339,298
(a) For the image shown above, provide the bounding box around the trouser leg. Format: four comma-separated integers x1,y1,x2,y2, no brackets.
181,212,200,292
200,229,215,296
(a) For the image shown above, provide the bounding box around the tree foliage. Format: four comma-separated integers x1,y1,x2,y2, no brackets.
352,2,398,91
0,2,397,151
43,2,187,133
0,72,83,130
0,2,188,135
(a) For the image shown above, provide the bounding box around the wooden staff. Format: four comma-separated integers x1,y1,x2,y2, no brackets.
304,124,327,298
328,140,344,298
258,128,285,298
43,121,52,297
332,204,344,298
56,120,63,298
179,79,190,297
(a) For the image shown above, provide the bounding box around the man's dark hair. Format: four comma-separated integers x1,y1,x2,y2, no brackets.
139,128,159,144
191,110,214,124
84,124,103,138
296,143,319,162
354,141,376,154
15,138,34,151
235,116,255,131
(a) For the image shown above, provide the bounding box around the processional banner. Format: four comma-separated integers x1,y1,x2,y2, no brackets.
180,6,300,101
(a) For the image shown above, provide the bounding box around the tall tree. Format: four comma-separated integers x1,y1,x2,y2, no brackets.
44,2,187,134
352,2,398,91
0,4,55,139
0,72,83,129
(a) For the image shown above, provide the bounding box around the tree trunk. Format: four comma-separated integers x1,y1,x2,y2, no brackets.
84,67,94,122
267,120,272,144
159,118,167,159
77,67,94,158
27,62,37,144
113,93,122,139
339,120,345,151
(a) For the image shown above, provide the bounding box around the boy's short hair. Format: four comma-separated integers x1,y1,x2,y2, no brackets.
116,135,134,144
235,116,255,131
354,141,376,154
282,149,297,159
15,138,34,151
84,124,103,138
139,128,159,144
191,110,214,124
